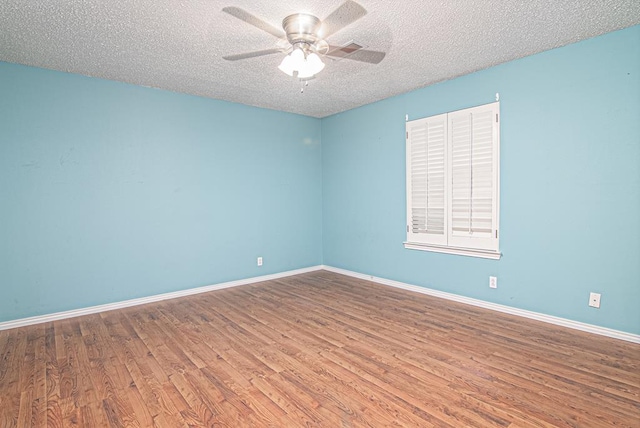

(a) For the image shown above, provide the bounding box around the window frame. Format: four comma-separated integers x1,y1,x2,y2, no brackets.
404,102,501,260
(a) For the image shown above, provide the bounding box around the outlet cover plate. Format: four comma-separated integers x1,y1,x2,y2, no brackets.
489,276,497,289
257,257,263,266
589,292,601,308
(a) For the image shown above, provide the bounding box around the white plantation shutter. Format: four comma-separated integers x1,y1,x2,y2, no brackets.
406,114,448,245
406,102,500,257
448,103,499,251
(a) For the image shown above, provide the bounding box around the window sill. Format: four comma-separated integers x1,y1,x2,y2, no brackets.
404,242,502,260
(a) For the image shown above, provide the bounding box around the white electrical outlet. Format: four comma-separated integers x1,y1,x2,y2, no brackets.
257,257,263,267
489,276,497,289
589,292,601,308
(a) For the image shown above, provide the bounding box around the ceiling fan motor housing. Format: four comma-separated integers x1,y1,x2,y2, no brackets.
282,13,322,50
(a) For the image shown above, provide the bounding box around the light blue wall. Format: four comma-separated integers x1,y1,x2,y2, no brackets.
0,62,322,322
322,26,640,334
2,26,638,335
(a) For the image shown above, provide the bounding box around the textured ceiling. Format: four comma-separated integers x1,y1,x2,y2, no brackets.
1,1,639,118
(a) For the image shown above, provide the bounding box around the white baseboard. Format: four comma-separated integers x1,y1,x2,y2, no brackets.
0,265,323,331
321,265,640,344
4,264,638,344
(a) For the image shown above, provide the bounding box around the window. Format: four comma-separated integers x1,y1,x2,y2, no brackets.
405,102,500,259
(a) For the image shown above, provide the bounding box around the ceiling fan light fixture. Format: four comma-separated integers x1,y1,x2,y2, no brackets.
290,47,305,64
297,52,325,79
278,52,295,76
278,47,304,76
278,47,325,79
307,52,325,72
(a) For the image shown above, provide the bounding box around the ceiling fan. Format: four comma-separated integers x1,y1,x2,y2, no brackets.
222,1,386,79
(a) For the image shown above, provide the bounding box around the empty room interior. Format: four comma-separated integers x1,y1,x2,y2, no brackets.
1,1,639,426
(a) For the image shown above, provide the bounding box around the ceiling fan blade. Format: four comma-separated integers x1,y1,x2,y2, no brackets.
222,6,285,39
326,46,386,64
223,48,284,61
321,1,367,39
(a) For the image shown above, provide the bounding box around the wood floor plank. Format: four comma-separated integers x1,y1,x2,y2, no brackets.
1,270,639,427
169,369,220,426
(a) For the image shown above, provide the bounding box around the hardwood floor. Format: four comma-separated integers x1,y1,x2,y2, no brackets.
1,271,638,427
